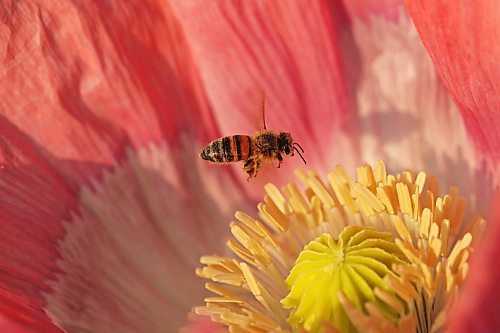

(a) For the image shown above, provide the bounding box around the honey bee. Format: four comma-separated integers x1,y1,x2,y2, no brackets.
199,99,306,180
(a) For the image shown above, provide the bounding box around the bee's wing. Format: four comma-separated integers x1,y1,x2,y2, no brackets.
250,90,267,131
260,92,267,130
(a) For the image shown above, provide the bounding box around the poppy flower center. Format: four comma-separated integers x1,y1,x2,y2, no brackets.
282,228,406,332
194,161,485,332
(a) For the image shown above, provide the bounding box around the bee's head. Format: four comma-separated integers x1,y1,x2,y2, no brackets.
278,132,293,156
279,132,306,165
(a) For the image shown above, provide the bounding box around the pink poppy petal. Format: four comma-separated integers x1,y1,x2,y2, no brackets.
0,0,216,183
0,297,62,333
44,143,250,332
0,311,37,333
172,0,353,190
0,154,74,331
405,0,500,174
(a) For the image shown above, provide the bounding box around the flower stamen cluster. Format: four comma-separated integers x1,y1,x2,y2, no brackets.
195,161,484,332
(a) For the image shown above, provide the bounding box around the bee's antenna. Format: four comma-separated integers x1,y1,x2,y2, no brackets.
294,146,307,165
293,142,304,153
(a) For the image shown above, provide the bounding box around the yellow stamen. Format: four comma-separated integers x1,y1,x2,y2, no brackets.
194,161,485,332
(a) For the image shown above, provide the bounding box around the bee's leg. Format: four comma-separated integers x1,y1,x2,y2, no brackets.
246,171,254,181
243,159,255,181
243,159,253,169
246,168,255,181
253,160,261,178
276,153,283,168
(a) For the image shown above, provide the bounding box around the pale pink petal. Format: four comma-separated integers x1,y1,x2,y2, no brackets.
331,4,496,218
337,0,403,22
43,142,250,332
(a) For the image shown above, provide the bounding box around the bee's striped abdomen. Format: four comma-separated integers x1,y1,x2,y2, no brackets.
200,135,252,163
